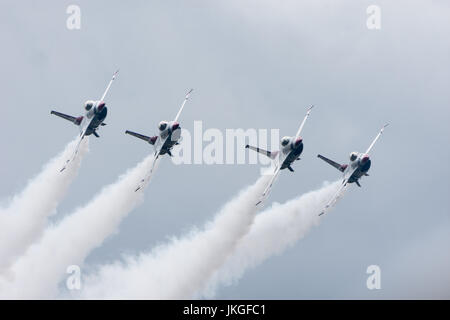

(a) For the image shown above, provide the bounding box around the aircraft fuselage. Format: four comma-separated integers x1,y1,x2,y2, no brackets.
84,107,107,136
345,154,371,184
158,125,181,156
280,142,303,170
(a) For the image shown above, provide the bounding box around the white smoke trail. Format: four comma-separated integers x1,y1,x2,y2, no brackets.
0,154,157,299
0,137,89,273
79,174,271,299
199,180,341,298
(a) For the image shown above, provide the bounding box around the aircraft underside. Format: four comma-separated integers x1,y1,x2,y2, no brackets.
85,108,107,137
281,144,303,171
348,159,371,184
159,133,179,156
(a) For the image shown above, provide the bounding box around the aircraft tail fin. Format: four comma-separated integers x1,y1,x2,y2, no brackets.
246,145,278,159
317,154,346,172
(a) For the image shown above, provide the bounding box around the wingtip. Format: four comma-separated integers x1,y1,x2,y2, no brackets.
186,88,194,97
380,123,389,133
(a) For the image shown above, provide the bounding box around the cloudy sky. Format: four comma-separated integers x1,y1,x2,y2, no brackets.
0,0,449,299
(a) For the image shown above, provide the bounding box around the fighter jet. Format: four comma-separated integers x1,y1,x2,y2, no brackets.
318,124,389,216
246,105,314,205
51,70,119,171
125,89,193,191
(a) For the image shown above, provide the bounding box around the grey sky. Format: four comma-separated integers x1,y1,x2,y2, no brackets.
0,0,449,298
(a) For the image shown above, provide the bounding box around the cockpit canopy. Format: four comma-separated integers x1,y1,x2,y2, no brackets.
84,100,95,111
281,136,291,147
158,121,168,131
349,151,358,161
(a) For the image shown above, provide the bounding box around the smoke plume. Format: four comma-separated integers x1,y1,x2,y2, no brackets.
0,154,156,299
79,175,271,299
0,137,89,273
199,180,341,298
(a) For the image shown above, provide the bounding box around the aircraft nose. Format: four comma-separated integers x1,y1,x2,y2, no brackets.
295,137,303,146
361,155,370,162
172,122,180,130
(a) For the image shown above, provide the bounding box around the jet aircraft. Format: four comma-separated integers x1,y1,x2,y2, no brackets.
246,106,314,205
125,89,193,191
51,70,119,171
318,124,389,215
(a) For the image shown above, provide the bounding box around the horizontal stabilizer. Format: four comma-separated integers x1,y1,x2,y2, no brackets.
317,154,345,172
246,145,278,159
125,130,157,145
51,111,82,125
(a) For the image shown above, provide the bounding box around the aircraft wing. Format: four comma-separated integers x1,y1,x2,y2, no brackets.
51,111,80,125
174,89,193,122
134,154,159,192
59,116,93,172
295,105,314,138
319,179,350,216
100,70,119,101
134,150,162,192
134,135,168,192
125,130,156,145
60,131,87,172
318,161,360,216
256,164,281,206
365,124,389,155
